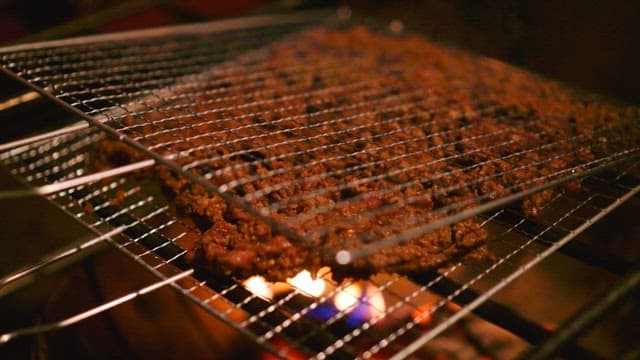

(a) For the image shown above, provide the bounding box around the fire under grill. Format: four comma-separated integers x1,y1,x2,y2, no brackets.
1,9,640,359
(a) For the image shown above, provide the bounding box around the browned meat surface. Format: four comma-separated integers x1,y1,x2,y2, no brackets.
94,26,639,281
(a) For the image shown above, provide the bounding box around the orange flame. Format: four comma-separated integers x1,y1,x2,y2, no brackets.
243,275,273,300
334,282,386,319
243,269,330,300
287,270,326,297
412,303,434,325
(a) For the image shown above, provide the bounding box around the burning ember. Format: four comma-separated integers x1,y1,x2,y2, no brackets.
334,281,386,325
411,303,434,325
243,269,328,299
242,270,387,327
286,270,326,297
243,275,273,300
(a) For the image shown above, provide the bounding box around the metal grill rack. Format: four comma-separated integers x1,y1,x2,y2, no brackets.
1,9,639,359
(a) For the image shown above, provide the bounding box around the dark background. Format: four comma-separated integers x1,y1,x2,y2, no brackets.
0,1,638,358
1,0,639,105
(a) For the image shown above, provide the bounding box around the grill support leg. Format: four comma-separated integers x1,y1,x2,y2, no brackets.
520,266,640,360
408,271,601,360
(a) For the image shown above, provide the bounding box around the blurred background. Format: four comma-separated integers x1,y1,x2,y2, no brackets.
1,0,639,104
0,1,638,359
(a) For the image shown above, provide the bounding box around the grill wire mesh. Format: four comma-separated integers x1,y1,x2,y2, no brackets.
1,10,640,359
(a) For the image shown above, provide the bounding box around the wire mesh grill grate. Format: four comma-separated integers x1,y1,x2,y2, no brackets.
1,10,640,359
2,125,639,358
2,10,640,269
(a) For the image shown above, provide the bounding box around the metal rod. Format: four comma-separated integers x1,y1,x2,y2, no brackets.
410,272,601,360
0,225,126,294
0,269,194,345
520,266,640,360
47,182,287,359
337,152,640,265
560,241,637,276
0,9,332,54
490,209,638,276
390,183,640,360
0,159,155,200
0,121,88,153
0,91,40,112
0,66,312,249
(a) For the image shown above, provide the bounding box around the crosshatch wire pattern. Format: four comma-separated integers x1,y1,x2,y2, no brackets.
1,10,640,358
2,123,640,358
1,10,640,269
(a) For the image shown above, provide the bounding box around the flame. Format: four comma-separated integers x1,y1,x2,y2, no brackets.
334,282,386,320
364,284,386,319
244,271,388,326
412,303,434,325
261,339,307,360
334,283,362,312
243,275,273,300
244,269,329,300
287,270,326,297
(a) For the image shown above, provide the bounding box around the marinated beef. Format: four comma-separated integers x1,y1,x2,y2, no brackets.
95,26,639,281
